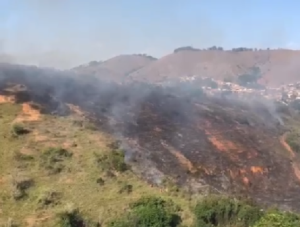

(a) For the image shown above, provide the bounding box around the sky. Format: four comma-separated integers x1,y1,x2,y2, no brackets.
0,0,300,68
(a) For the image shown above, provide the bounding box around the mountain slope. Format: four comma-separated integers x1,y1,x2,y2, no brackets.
128,49,300,86
2,63,300,226
73,54,156,81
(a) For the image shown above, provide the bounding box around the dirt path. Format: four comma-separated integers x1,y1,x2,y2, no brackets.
280,132,300,181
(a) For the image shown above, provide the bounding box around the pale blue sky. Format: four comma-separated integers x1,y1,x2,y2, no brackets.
0,0,299,68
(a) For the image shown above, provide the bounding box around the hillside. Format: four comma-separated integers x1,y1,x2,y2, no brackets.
73,54,156,81
128,49,300,86
2,63,300,226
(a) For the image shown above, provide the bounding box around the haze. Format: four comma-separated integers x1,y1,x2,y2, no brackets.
0,0,299,69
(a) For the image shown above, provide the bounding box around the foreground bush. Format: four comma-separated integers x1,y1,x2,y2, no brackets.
56,207,99,227
253,211,300,227
108,196,181,227
193,195,262,227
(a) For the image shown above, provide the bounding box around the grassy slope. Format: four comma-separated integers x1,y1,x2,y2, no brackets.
0,103,194,226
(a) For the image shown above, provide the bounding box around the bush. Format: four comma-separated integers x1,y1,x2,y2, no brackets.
37,189,62,208
40,147,72,174
11,177,34,200
95,149,129,173
118,183,133,194
253,211,300,227
193,195,262,227
108,196,181,227
56,208,86,227
286,132,300,153
11,123,30,136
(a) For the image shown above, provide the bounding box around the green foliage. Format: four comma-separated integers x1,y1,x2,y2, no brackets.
286,131,300,153
95,149,129,173
40,147,72,174
193,195,262,227
253,211,300,227
56,208,86,227
108,196,182,227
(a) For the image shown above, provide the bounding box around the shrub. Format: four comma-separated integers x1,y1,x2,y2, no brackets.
108,196,181,227
37,189,62,208
96,177,105,186
118,183,133,194
95,149,129,173
193,195,262,227
286,132,300,153
56,208,86,227
11,177,34,200
40,147,72,174
11,123,30,136
56,207,100,227
253,211,300,227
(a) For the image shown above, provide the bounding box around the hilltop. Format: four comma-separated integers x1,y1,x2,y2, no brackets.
127,48,300,86
74,48,300,86
73,54,156,81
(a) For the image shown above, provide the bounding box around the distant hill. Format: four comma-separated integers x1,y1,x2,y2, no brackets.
73,54,156,81
127,49,300,86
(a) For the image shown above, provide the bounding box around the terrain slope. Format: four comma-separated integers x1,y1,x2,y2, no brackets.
127,49,300,86
73,54,156,81
1,63,300,216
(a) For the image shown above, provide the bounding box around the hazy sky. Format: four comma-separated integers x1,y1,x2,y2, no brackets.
0,0,299,68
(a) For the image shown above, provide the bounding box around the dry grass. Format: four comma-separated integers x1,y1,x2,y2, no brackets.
0,102,194,226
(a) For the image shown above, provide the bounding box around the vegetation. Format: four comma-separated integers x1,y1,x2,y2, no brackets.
94,148,129,173
40,147,73,174
11,123,30,136
134,53,158,60
237,66,263,89
193,195,262,227
253,210,300,227
1,100,300,226
174,46,201,53
108,196,181,227
286,131,300,153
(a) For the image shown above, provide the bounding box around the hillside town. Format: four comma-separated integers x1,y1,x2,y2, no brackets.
174,75,300,105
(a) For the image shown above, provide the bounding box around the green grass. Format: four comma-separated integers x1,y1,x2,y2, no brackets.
0,103,194,226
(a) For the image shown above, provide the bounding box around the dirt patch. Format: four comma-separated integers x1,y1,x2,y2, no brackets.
0,95,15,103
15,103,41,122
250,166,266,175
20,147,34,156
25,214,51,227
0,177,6,184
206,134,240,161
67,103,85,116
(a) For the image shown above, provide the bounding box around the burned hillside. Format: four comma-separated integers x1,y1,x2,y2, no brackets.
1,63,300,211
